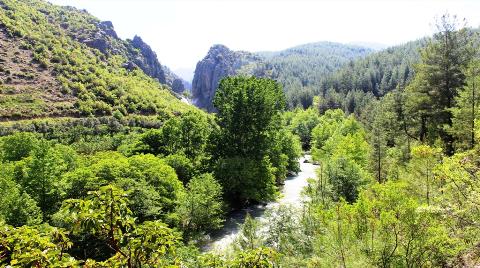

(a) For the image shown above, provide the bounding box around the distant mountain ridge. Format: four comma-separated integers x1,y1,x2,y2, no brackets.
192,42,373,111
347,41,388,51
192,39,427,111
320,39,426,96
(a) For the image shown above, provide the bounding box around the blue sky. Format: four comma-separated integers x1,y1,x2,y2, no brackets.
47,0,480,81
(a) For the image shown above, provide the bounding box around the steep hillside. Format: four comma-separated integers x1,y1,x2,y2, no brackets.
260,42,373,108
0,0,191,122
319,39,426,96
192,42,372,110
308,39,427,116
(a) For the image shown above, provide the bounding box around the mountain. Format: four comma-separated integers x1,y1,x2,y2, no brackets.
258,42,373,108
347,41,388,51
163,64,191,93
0,0,191,122
320,39,426,96
191,42,373,111
191,44,266,111
192,39,427,111
293,39,426,115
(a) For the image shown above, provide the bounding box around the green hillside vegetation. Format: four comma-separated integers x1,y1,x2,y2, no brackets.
223,16,480,267
0,0,191,121
313,39,425,115
192,42,374,112
1,0,480,266
258,42,373,108
0,75,302,266
320,39,425,96
193,37,427,112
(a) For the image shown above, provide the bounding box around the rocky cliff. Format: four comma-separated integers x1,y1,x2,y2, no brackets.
129,35,167,84
191,45,262,111
68,16,187,92
163,65,190,93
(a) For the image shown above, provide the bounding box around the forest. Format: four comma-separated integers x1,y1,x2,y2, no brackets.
1,0,480,266
0,75,302,267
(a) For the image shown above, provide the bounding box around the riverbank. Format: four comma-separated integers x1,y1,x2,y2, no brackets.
202,155,318,252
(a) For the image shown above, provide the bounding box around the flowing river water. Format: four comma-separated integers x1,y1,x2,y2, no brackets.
203,155,318,252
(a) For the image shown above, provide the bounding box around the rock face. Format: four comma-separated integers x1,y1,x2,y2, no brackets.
163,65,189,94
76,21,118,55
130,35,166,84
98,21,118,39
70,20,188,91
192,45,261,111
171,79,185,93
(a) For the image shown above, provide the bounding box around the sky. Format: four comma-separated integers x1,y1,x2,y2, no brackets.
47,0,480,81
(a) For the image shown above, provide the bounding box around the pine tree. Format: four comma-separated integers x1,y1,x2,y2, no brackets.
407,14,473,154
449,60,480,150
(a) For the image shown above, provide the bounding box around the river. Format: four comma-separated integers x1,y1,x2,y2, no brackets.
203,155,318,252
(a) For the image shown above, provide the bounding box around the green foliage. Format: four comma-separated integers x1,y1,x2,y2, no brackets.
311,110,371,203
0,132,38,161
3,3,480,266
361,91,413,183
0,134,79,220
213,76,292,205
177,174,224,238
234,213,262,251
229,247,279,268
310,109,346,156
434,147,480,248
324,157,370,203
14,142,78,218
126,220,182,267
299,39,425,116
62,152,184,223
259,42,373,109
284,107,320,149
215,156,277,206
0,163,42,226
312,110,369,164
0,0,192,119
55,185,183,266
406,145,442,205
133,111,212,161
213,76,285,159
0,223,79,267
164,153,196,184
262,205,311,255
448,59,480,150
131,129,164,155
257,110,480,268
57,185,136,247
350,181,460,267
406,15,474,154
321,39,424,97
267,128,302,184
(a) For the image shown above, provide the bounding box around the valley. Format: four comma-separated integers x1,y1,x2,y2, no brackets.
0,0,479,267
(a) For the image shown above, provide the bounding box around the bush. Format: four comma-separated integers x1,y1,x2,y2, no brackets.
0,132,39,162
164,153,195,184
176,173,224,238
